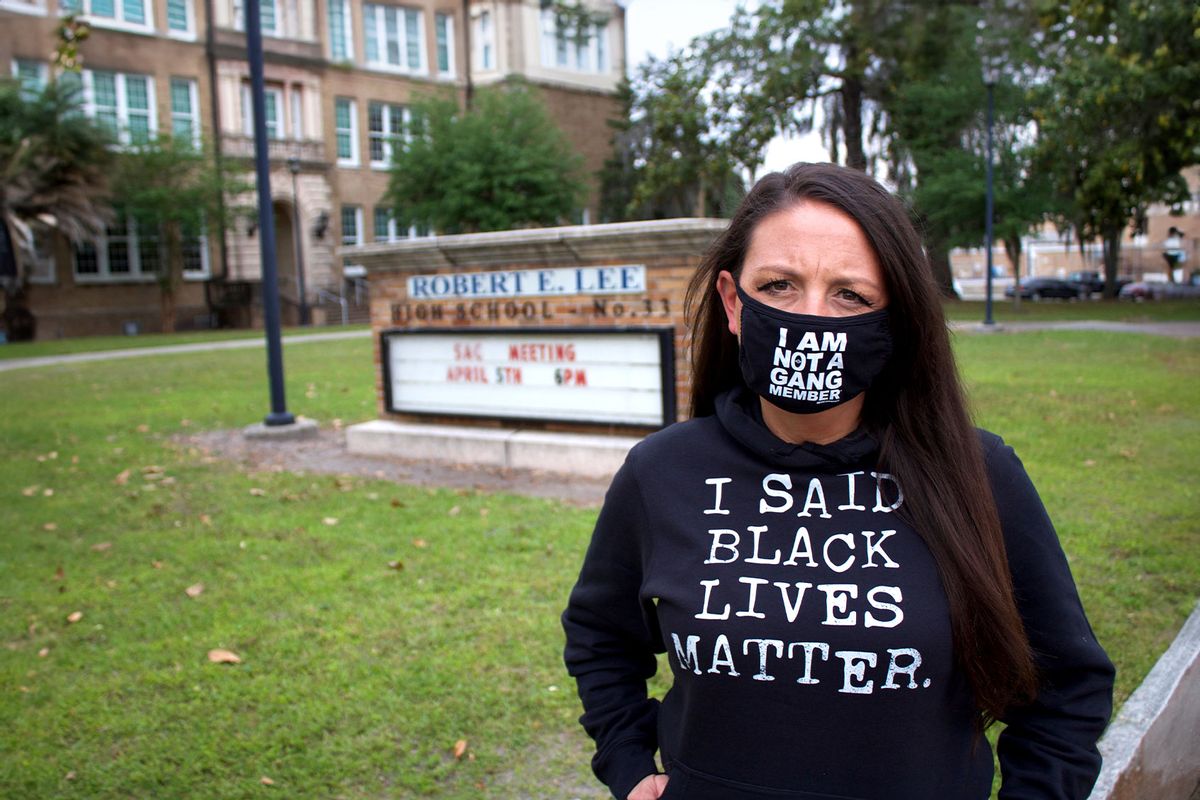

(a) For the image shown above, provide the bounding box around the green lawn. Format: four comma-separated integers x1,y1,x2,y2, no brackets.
943,298,1200,323
0,325,369,361
0,332,1197,798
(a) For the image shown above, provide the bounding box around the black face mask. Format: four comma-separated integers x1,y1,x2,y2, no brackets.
735,284,893,415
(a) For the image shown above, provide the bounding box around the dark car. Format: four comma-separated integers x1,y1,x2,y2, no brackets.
1068,271,1105,295
1005,278,1086,300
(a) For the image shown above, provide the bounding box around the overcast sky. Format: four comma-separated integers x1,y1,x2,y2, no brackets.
621,0,827,175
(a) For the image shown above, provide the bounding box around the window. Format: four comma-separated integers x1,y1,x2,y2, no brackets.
232,0,278,36
169,77,199,144
367,100,410,168
26,225,57,285
60,0,152,31
74,214,157,280
0,0,46,17
341,205,362,246
539,9,608,74
242,84,285,139
327,0,352,60
334,97,359,165
434,13,454,77
290,88,303,139
363,4,425,74
476,10,494,70
166,0,192,36
82,70,155,145
373,206,428,242
12,59,49,97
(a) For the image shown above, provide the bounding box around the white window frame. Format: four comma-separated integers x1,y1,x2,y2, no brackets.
165,0,195,40
26,225,57,285
73,216,159,283
232,0,279,37
434,12,455,78
363,3,427,75
169,76,201,146
81,69,158,147
373,206,427,242
0,0,46,17
12,59,50,96
539,9,607,74
341,205,363,246
367,100,410,169
290,87,303,139
327,0,353,61
241,83,286,139
62,0,155,36
181,228,211,279
476,9,494,70
334,97,359,166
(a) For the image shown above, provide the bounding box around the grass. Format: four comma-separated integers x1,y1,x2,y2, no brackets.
943,298,1200,323
0,326,369,361
1,331,1197,798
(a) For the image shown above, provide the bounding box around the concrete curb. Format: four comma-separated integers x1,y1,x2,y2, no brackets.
345,420,639,479
1089,600,1200,800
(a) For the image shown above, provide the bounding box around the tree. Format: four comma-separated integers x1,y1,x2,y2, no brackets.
1034,0,1200,296
0,77,114,340
599,47,752,221
384,82,587,234
110,135,250,332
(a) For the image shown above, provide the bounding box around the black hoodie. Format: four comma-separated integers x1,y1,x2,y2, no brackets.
562,386,1114,800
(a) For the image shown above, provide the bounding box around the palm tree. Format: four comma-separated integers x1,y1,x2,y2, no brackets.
0,78,114,340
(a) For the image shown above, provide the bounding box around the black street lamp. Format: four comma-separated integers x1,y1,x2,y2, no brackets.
287,155,310,326
982,57,999,327
245,0,294,426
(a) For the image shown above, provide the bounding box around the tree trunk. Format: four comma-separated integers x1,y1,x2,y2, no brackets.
840,76,866,172
1102,229,1121,299
1004,236,1022,310
161,222,183,333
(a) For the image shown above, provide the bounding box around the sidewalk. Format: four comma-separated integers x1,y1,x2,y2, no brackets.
0,329,369,372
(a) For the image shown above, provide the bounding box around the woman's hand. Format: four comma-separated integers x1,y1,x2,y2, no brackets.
627,773,669,799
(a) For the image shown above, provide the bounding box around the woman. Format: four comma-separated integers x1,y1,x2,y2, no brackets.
562,163,1114,800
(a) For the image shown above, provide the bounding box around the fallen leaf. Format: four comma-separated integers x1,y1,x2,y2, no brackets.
390,498,405,508
199,514,212,525
180,418,191,427
322,517,339,526
479,508,490,518
91,542,113,552
260,776,275,786
185,583,205,598
448,506,461,517
53,566,64,581
387,560,404,571
249,488,266,497
22,486,38,496
207,648,241,664
453,739,468,759
1083,459,1096,467
43,523,58,531
38,647,49,658
136,424,150,433
43,488,54,497
66,611,83,624
64,771,76,781
152,560,164,569
412,539,428,549
115,469,132,486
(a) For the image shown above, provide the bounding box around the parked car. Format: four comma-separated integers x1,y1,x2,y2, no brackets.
1068,271,1105,295
1005,278,1086,300
1119,281,1200,301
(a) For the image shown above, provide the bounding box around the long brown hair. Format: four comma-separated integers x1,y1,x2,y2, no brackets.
685,163,1037,726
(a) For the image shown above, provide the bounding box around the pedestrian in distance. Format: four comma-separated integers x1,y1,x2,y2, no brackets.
562,162,1115,800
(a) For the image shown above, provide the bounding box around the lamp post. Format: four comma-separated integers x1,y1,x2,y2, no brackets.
982,58,999,327
245,0,293,426
286,155,309,326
